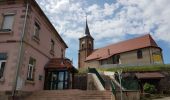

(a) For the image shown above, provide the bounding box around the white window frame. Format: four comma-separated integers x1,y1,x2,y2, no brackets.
27,64,34,80
27,58,36,81
2,14,15,30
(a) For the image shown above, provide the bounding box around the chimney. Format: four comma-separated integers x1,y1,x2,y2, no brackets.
108,49,110,55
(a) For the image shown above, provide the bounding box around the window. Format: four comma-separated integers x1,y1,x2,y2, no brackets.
61,49,63,58
27,57,36,81
33,22,40,39
1,14,14,30
0,53,7,79
51,39,55,52
113,55,120,64
81,44,85,49
48,71,69,90
137,49,143,59
81,40,85,49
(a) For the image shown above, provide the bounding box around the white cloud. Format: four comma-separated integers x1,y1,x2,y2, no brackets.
36,0,170,66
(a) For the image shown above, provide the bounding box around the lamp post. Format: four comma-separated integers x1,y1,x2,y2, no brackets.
118,70,123,100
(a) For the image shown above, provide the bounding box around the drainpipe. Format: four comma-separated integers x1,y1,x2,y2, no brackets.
12,0,29,97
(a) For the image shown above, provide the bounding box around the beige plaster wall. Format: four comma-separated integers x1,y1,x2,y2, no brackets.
85,60,100,68
120,48,151,65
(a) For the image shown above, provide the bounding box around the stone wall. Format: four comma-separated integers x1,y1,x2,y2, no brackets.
159,72,170,94
73,74,87,90
115,90,140,100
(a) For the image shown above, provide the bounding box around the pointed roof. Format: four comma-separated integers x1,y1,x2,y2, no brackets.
45,58,78,73
45,58,73,69
85,18,91,36
86,34,160,61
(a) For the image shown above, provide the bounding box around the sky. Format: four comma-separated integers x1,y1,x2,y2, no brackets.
36,0,170,67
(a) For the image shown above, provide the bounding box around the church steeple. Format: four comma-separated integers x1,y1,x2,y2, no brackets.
85,17,90,36
78,17,94,69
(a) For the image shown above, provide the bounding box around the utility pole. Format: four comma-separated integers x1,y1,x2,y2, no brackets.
118,70,123,100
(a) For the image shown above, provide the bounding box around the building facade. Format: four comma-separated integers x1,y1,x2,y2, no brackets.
78,22,164,69
0,0,76,93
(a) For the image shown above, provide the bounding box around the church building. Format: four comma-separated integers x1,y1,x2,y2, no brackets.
78,20,164,69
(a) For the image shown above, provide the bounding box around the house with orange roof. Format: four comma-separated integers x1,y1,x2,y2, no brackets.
78,21,164,68
0,0,77,96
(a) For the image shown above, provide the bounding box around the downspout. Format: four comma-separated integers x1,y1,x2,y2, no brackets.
12,0,29,97
161,49,164,64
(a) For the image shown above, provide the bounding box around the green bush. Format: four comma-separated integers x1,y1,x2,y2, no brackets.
144,83,156,94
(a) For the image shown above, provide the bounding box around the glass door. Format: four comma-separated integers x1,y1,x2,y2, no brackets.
58,72,64,89
58,71,69,89
48,70,69,90
50,72,58,90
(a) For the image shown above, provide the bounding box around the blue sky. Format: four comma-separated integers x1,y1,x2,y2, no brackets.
36,0,170,67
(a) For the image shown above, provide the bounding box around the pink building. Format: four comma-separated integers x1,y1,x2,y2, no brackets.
0,0,76,95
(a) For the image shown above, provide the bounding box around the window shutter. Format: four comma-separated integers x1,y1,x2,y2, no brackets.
2,15,14,30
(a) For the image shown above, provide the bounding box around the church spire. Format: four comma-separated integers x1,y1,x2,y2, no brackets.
85,16,90,36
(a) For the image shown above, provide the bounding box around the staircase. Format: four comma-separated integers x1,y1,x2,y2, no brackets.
103,71,125,91
22,90,115,100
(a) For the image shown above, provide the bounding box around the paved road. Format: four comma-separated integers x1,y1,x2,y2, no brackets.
153,97,170,100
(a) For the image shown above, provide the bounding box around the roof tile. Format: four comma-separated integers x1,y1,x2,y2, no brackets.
86,34,159,61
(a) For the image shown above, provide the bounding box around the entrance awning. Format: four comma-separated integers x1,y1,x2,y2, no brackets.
135,72,165,79
45,58,78,73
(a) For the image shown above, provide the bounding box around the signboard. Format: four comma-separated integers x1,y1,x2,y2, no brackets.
152,53,162,64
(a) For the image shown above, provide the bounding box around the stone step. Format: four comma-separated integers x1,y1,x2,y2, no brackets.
23,90,115,100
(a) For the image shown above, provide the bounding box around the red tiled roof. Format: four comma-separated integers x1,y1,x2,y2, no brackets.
86,34,159,61
135,72,164,79
45,58,73,69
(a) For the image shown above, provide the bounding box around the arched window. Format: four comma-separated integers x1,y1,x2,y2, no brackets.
81,40,85,49
88,41,92,48
81,44,84,49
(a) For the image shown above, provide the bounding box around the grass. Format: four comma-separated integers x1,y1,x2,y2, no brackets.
77,64,170,74
77,68,88,74
97,64,170,72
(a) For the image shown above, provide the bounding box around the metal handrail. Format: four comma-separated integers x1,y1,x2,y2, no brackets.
88,68,105,88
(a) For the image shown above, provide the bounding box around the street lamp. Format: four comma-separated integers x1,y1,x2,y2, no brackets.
117,70,123,100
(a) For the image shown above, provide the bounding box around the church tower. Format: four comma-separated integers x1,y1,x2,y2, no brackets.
78,19,94,69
